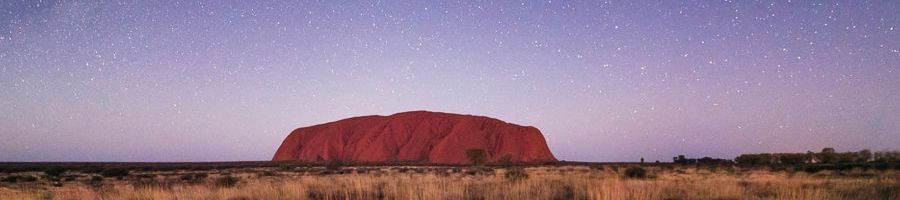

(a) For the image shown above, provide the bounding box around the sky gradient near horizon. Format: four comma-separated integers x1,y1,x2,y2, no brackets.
1,1,899,162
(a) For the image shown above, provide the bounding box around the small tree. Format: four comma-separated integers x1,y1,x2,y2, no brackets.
465,149,487,166
820,148,837,163
858,149,873,163
500,155,514,167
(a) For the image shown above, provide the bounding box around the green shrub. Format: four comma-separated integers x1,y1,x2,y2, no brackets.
624,166,648,179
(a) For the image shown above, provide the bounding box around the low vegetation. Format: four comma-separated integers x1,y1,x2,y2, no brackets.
100,168,129,178
503,167,528,182
1,163,898,200
42,167,66,178
214,175,239,188
624,166,647,179
736,148,899,165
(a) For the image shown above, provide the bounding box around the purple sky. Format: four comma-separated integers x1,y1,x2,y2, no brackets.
1,1,898,162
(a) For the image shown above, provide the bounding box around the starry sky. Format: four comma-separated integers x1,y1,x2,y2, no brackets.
1,1,898,162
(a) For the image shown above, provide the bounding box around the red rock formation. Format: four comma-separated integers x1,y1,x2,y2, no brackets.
272,111,557,164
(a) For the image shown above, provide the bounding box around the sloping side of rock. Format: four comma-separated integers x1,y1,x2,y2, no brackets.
272,111,557,164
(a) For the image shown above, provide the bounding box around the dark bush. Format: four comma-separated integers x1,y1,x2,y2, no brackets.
43,166,67,177
4,175,39,182
872,163,890,170
624,166,648,179
499,155,514,167
553,185,576,199
179,173,208,183
800,165,826,173
834,164,855,171
325,160,343,171
355,167,372,174
610,165,620,173
101,168,130,178
81,166,105,174
769,165,788,172
1,175,23,183
21,175,37,182
215,176,239,188
134,174,156,179
279,165,294,171
259,171,277,176
504,167,529,182
465,149,487,166
132,178,171,189
89,175,103,186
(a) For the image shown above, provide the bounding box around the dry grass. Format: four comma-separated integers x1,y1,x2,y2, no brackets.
1,165,898,200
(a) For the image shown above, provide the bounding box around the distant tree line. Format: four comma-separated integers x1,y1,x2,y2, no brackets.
735,148,900,165
672,155,733,164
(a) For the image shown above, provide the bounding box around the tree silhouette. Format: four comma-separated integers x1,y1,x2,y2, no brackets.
465,149,487,166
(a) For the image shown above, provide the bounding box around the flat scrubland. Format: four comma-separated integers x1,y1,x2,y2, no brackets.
1,163,898,200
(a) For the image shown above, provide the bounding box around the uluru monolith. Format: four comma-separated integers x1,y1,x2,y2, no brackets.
272,111,557,164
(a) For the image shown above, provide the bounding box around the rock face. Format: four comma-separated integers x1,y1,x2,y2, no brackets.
272,111,557,164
